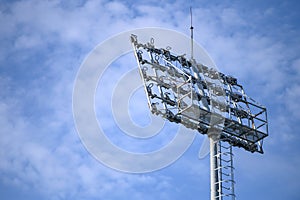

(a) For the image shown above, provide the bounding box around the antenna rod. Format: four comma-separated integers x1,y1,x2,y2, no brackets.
190,6,194,60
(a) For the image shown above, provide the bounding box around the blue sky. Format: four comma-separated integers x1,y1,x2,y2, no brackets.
1,0,300,199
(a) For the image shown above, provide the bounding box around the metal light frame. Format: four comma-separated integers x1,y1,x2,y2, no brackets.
131,34,268,200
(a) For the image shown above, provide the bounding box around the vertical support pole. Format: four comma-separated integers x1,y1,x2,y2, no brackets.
210,138,216,200
210,138,236,200
230,146,235,200
210,138,220,200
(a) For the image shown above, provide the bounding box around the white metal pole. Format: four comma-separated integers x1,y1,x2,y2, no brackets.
210,138,216,200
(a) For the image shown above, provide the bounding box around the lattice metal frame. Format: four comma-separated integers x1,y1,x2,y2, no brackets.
130,34,268,200
131,35,268,153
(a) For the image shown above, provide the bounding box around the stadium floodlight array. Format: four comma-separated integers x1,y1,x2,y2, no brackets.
131,35,268,153
130,34,268,200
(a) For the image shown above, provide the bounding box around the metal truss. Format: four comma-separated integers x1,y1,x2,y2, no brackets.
131,34,269,200
210,139,235,200
131,34,268,154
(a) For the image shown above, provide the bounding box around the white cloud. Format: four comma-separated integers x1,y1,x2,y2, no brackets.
221,8,246,27
0,0,299,199
105,1,130,14
14,34,43,49
0,1,183,198
283,84,300,119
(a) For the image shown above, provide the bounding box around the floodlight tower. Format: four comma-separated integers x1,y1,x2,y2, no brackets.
130,29,268,199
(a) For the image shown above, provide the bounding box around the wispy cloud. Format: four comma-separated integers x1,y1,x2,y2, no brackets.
0,0,299,199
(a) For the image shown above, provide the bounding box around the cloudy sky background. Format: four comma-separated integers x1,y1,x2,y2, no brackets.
1,0,300,199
